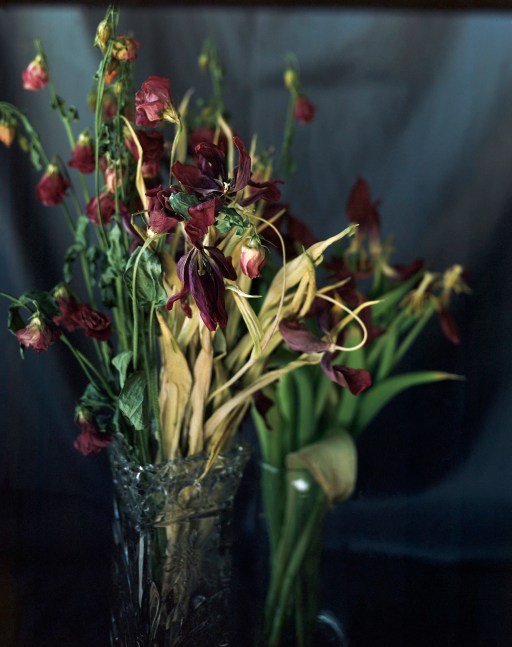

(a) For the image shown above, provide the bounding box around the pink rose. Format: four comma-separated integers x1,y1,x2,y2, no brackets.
293,94,316,124
22,57,48,91
35,165,70,206
73,410,113,456
16,316,61,352
72,303,112,341
135,75,176,126
240,241,266,279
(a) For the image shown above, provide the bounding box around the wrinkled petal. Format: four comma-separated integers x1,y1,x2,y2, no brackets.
172,161,220,195
232,135,251,192
279,319,332,353
241,179,283,207
346,178,380,237
185,198,217,244
166,249,193,312
195,141,227,180
321,354,372,395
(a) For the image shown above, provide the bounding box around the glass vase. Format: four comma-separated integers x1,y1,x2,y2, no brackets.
108,436,250,647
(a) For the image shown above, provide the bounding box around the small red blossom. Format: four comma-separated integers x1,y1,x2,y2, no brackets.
111,35,140,62
135,75,177,126
68,134,95,174
72,303,112,341
36,165,70,206
15,315,61,352
85,191,118,226
0,121,16,148
240,241,266,279
320,354,372,395
22,56,48,92
293,94,316,124
73,409,113,456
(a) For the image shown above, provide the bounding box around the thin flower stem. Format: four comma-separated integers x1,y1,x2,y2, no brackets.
131,239,153,370
60,334,114,399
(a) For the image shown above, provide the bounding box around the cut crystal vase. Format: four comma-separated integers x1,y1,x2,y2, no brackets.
108,437,249,647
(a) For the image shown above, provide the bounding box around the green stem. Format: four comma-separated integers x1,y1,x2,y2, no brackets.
131,239,153,370
168,118,183,185
60,335,115,399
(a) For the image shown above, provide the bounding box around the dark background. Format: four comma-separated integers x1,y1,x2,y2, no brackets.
1,5,512,646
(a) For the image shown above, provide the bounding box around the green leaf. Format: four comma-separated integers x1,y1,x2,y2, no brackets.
107,222,127,274
124,247,168,307
112,351,133,390
371,272,422,325
168,192,198,219
119,371,147,431
19,291,60,319
79,381,112,411
353,371,465,435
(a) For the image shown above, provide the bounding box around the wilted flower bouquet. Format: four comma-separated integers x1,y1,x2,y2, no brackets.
0,6,375,647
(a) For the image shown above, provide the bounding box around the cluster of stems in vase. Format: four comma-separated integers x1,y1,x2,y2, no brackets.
1,7,362,470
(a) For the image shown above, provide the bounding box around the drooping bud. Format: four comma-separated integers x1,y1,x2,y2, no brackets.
52,283,80,332
104,164,122,193
293,94,316,124
15,315,61,352
68,132,95,174
240,238,266,279
284,68,299,92
104,59,120,85
22,55,48,92
0,119,16,148
35,163,71,206
73,408,113,456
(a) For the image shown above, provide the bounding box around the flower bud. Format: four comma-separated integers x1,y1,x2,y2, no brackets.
16,315,61,352
22,55,48,92
240,240,266,279
198,52,209,72
293,94,316,124
0,119,16,148
95,19,111,53
68,132,95,174
104,60,120,85
284,68,298,91
74,408,113,456
36,163,71,206
111,35,140,62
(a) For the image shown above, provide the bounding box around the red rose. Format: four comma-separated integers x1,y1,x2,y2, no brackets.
72,303,112,341
293,94,316,124
22,56,48,92
16,316,61,352
135,75,177,126
240,241,266,279
68,134,95,174
73,410,113,456
85,191,117,226
35,165,70,206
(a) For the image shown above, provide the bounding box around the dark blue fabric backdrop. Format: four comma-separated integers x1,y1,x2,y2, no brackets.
1,6,512,647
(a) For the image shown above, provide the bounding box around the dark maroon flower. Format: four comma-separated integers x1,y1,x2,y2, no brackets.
188,127,227,156
172,135,280,208
85,191,118,226
240,241,266,279
22,56,48,92
72,303,112,341
111,35,140,62
126,129,164,178
392,258,425,282
346,178,381,240
16,315,61,352
73,409,113,456
293,94,316,124
320,354,372,395
166,245,237,331
279,319,332,353
68,133,95,174
145,185,182,234
35,165,70,206
52,285,80,332
135,75,177,126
